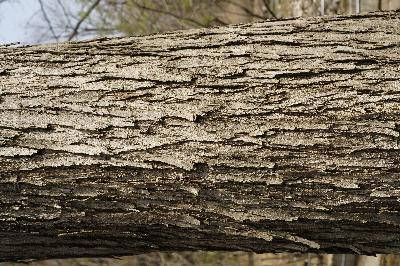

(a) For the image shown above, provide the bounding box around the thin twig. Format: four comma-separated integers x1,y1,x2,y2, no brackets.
131,1,207,28
220,0,266,20
56,0,73,29
81,27,116,32
216,2,263,22
37,0,59,42
68,0,101,41
212,17,228,26
262,0,278,19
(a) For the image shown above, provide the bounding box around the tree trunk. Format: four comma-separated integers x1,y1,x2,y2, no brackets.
0,10,399,262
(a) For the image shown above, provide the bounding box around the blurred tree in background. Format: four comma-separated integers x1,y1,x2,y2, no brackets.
24,0,400,42
1,0,397,42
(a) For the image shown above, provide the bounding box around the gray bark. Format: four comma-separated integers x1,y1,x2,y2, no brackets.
0,10,399,262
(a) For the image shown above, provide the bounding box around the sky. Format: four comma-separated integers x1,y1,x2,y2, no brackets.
0,0,40,45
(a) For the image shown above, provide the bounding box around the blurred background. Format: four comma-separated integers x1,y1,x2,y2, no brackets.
1,0,400,44
0,0,400,265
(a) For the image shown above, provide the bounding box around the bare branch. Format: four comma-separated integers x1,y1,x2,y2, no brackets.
37,0,59,41
262,0,278,19
212,16,228,26
68,0,101,41
131,1,207,28
219,0,266,20
56,0,73,29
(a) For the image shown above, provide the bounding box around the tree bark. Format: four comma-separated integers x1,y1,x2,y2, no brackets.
0,10,399,262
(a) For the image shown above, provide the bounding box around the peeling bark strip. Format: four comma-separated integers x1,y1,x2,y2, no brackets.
0,10,400,262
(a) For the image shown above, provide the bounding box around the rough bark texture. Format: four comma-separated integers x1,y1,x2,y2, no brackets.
0,10,399,262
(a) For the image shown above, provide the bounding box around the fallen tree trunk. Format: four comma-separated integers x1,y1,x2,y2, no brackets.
0,10,399,262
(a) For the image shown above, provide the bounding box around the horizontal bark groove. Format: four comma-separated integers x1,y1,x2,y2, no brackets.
0,10,399,262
